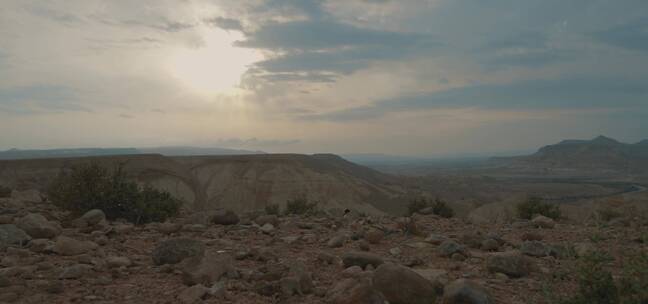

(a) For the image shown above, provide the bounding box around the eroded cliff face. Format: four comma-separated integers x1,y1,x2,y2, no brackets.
0,154,405,214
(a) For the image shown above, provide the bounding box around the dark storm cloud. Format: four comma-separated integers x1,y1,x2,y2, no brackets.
308,77,648,121
236,19,440,81
593,18,648,52
0,85,88,114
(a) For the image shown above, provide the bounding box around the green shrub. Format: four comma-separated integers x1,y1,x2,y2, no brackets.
265,203,280,215
408,197,454,218
432,198,454,218
618,252,648,304
48,162,180,224
407,198,429,215
517,196,561,220
285,197,317,215
0,185,11,198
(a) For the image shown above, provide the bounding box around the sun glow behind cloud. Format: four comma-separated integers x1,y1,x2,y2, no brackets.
167,27,260,96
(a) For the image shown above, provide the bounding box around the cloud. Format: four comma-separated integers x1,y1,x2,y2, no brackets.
215,137,301,148
593,18,648,52
308,77,648,121
0,85,88,114
236,19,440,81
204,17,244,31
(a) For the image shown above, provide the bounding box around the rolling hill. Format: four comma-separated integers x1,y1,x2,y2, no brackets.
0,154,407,215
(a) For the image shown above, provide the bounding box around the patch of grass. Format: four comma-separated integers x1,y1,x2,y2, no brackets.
0,185,11,198
517,196,561,220
48,162,180,224
264,203,280,215
285,197,317,215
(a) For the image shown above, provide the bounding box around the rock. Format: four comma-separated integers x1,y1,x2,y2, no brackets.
412,269,448,294
80,209,106,226
53,236,98,256
342,252,384,269
417,206,436,215
29,239,53,253
364,229,384,244
520,241,548,257
521,232,543,241
481,239,499,251
439,240,465,257
389,247,402,256
208,281,227,299
373,263,437,304
44,280,64,294
181,253,234,286
106,256,132,268
177,284,208,304
158,222,181,234
548,243,573,259
358,240,370,251
15,213,61,239
425,233,447,245
259,223,275,234
113,223,134,234
317,252,337,265
210,209,240,225
286,260,313,294
152,238,205,265
327,277,386,304
452,253,467,261
328,235,346,248
59,264,93,279
254,215,279,227
485,251,534,278
0,224,31,248
342,266,364,278
281,276,303,296
531,215,555,229
461,232,484,249
443,279,493,304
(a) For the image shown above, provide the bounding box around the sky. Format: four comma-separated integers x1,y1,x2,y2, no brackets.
0,0,647,156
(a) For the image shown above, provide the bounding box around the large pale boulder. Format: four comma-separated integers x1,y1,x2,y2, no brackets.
372,263,437,304
15,213,61,239
53,236,98,256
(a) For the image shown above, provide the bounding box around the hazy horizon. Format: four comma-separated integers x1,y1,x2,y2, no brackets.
1,1,647,156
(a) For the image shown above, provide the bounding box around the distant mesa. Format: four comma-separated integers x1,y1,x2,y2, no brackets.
0,146,264,160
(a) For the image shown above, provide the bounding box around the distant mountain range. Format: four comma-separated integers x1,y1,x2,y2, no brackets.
0,146,263,160
495,136,648,171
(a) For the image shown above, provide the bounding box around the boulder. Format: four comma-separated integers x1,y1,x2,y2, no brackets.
372,263,437,304
0,224,31,248
364,229,384,244
328,235,346,248
481,239,499,251
254,215,279,227
106,256,132,268
442,279,493,304
412,269,448,294
152,238,205,265
181,253,234,286
259,223,275,234
210,210,240,225
531,215,555,229
485,251,534,278
177,284,208,304
79,209,106,226
438,240,465,257
342,252,384,269
15,213,61,239
327,277,386,304
158,222,181,235
53,236,98,256
59,264,93,279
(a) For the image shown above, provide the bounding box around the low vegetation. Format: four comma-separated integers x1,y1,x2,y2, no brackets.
557,250,648,304
407,197,454,218
0,185,11,198
517,196,561,220
285,197,317,215
264,203,280,215
47,162,180,224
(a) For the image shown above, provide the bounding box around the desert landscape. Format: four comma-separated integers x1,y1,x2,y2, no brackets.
2,1,647,303
0,135,647,303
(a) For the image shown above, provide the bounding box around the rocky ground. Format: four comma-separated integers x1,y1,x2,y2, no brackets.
0,190,646,304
